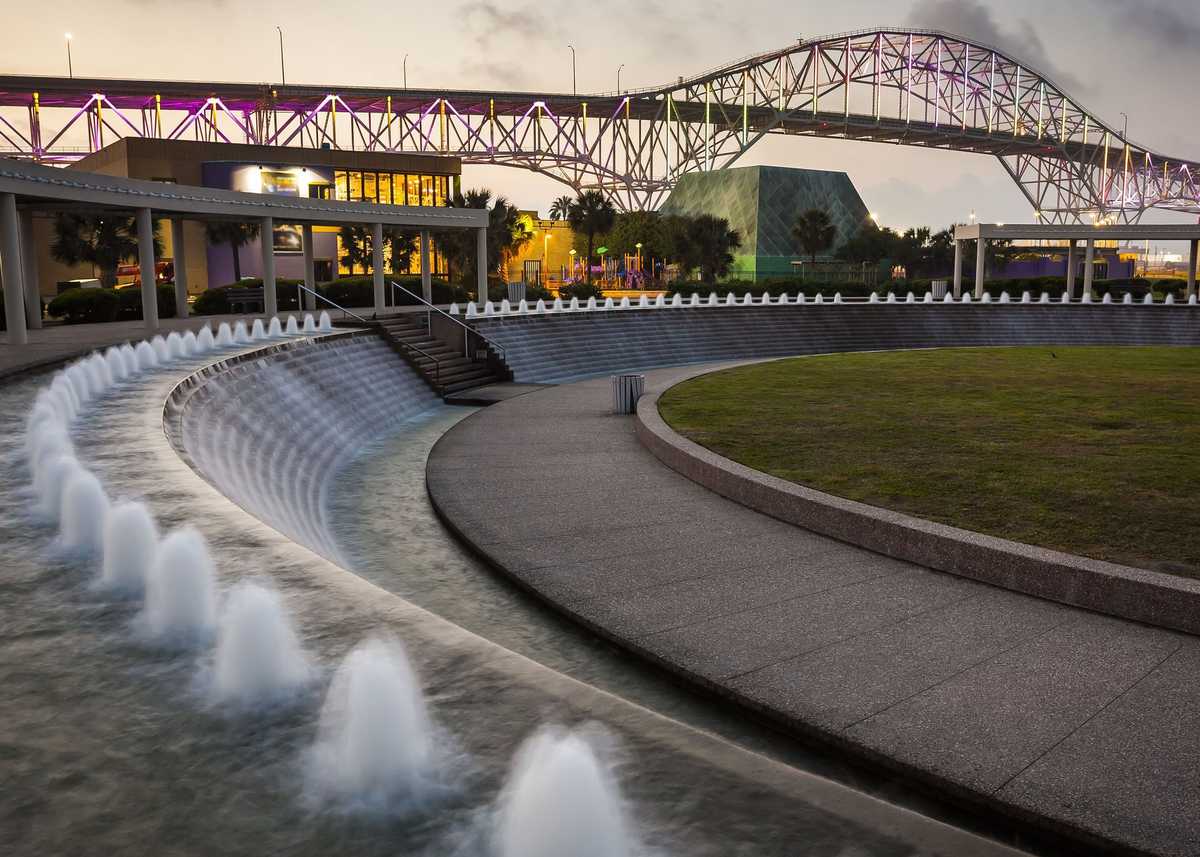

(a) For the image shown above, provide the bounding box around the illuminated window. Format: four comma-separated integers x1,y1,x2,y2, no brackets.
363,172,378,203
421,175,434,207
390,173,405,205
347,171,364,202
334,170,350,201
407,174,420,207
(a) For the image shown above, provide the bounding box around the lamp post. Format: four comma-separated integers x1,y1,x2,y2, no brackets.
543,232,552,286
403,54,408,89
569,247,577,281
635,241,643,273
64,33,73,79
568,44,576,95
617,63,625,92
276,26,286,86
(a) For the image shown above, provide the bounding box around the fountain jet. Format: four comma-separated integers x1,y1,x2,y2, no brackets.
143,527,218,643
100,501,159,595
212,582,311,706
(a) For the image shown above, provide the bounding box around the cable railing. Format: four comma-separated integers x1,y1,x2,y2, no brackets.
388,281,508,365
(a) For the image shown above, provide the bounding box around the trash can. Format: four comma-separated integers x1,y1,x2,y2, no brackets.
931,279,948,299
507,282,527,304
612,373,645,414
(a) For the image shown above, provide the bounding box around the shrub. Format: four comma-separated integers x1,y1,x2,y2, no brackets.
48,287,119,324
193,286,232,316
487,282,555,302
110,284,178,320
556,281,604,301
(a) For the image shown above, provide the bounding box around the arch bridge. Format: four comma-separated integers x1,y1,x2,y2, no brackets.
1,28,1196,220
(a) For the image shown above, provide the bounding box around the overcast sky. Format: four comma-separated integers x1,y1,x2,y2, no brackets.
3,0,1197,231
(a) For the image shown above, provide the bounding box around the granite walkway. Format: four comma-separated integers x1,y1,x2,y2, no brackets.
426,365,1200,857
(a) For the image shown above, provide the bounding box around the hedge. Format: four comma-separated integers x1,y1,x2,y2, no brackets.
48,288,120,324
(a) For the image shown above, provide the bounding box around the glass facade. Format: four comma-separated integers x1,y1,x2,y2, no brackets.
333,169,449,206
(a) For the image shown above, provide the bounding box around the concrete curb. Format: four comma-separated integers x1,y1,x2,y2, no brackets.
635,360,1200,637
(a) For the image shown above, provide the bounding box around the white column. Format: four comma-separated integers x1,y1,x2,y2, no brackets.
170,218,188,318
952,240,963,297
1065,240,1077,299
136,207,158,332
476,227,488,304
1187,239,1198,300
302,223,316,311
974,237,986,299
1083,238,1095,300
260,217,277,318
19,209,42,329
420,229,432,303
1,193,28,345
372,222,385,315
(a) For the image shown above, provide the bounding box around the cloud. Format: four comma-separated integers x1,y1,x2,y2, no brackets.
1091,0,1200,50
459,1,553,41
907,0,1084,92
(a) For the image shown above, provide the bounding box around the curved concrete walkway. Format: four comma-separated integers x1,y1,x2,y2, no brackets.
426,365,1200,857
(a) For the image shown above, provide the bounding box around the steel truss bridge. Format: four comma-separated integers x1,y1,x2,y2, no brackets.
1,28,1197,221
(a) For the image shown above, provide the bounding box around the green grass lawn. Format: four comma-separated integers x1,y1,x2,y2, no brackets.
659,347,1200,576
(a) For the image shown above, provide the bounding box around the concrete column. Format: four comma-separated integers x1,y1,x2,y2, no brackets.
302,223,316,311
420,229,432,303
974,237,986,299
1065,240,1078,299
372,222,385,315
19,209,42,329
136,207,159,332
260,216,276,318
170,218,188,318
1,193,28,345
1083,238,1095,300
952,240,963,298
1187,239,1198,300
476,227,488,304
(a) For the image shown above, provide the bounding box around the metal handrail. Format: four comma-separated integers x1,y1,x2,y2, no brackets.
389,280,507,363
295,282,369,324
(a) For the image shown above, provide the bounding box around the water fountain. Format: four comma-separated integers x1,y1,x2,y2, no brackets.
197,325,216,350
36,453,82,521
251,319,267,340
302,313,317,334
212,582,311,706
233,320,251,344
104,346,130,381
59,469,110,554
120,342,140,372
307,637,435,807
100,501,159,595
135,340,159,368
216,322,234,346
166,331,185,358
495,727,632,857
285,315,299,335
142,527,218,643
268,317,283,337
318,311,332,331
151,335,171,362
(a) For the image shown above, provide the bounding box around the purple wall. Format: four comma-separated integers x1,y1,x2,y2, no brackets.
991,253,1135,280
205,232,339,287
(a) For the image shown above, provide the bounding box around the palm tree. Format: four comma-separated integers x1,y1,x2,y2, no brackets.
388,229,420,275
338,224,373,274
51,214,161,289
687,215,741,283
567,190,617,284
489,197,534,281
792,208,837,265
204,221,261,282
548,194,574,221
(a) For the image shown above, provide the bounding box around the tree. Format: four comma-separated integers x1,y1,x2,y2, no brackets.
566,190,617,284
792,208,837,264
835,221,900,265
338,224,373,274
388,229,420,275
548,195,574,221
686,215,741,282
204,220,261,282
51,214,162,289
489,197,534,281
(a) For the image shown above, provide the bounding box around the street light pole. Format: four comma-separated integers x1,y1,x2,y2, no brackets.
617,63,624,92
64,34,73,79
403,54,408,89
276,26,286,86
568,44,576,95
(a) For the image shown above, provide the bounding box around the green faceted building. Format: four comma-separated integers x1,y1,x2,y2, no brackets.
658,165,870,281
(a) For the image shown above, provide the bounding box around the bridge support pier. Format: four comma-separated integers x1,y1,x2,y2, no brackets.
1065,241,1077,299
19,210,41,330
476,227,488,305
952,240,963,298
1083,239,1095,300
1187,240,1198,301
302,224,316,311
420,230,432,304
974,237,986,300
137,207,159,332
170,218,188,319
261,216,276,319
1,193,28,345
372,222,385,315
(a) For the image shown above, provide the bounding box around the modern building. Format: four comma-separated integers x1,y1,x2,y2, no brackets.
31,138,462,298
658,165,870,282
504,212,575,286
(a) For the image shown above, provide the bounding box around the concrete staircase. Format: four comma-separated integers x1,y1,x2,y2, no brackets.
376,313,506,396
